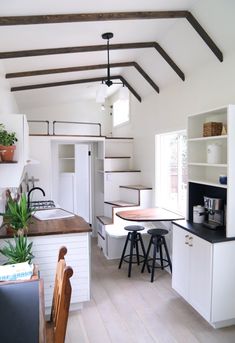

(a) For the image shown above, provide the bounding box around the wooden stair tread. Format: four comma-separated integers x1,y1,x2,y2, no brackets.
104,170,141,173
97,216,113,225
119,184,152,190
104,200,138,207
105,136,133,140
105,156,131,159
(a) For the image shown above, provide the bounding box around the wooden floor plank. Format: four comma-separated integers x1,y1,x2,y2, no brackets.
65,238,235,342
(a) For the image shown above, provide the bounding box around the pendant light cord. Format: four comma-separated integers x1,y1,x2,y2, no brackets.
107,38,110,83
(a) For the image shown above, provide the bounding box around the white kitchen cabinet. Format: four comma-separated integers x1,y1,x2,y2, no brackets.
0,114,29,188
172,225,212,321
172,224,235,328
172,225,190,300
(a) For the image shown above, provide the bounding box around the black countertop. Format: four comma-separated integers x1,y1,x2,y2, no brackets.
172,220,235,243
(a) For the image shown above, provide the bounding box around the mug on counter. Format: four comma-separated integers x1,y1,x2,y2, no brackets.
193,205,205,224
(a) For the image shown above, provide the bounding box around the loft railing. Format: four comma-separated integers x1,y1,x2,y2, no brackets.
52,120,102,136
27,120,102,137
27,120,50,135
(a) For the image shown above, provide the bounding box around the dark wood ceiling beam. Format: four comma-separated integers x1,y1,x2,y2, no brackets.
0,11,189,25
133,62,160,93
10,75,142,102
0,11,223,61
186,12,223,62
6,61,160,93
0,41,184,81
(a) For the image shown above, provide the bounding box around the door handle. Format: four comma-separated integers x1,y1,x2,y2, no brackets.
185,234,189,245
188,236,193,247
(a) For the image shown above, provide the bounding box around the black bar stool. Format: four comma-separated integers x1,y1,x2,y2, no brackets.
141,228,172,282
118,225,147,277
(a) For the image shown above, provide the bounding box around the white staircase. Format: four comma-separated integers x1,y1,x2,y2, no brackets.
96,137,153,259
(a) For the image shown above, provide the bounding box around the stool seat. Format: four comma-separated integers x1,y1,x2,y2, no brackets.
125,225,145,232
119,225,147,277
147,228,168,236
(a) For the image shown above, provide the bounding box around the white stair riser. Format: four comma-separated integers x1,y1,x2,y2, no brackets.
105,141,133,158
104,172,141,201
119,187,139,204
104,158,131,171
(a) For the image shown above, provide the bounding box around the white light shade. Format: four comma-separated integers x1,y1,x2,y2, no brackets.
119,86,129,100
96,83,107,103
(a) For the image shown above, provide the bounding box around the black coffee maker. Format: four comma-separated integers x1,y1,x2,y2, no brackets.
203,196,224,229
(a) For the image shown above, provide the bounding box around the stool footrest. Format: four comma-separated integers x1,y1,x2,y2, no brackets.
123,254,145,264
145,257,170,269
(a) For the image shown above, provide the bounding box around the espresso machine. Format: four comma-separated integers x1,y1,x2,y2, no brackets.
203,196,224,229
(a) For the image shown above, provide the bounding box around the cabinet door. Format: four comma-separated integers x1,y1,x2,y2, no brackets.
172,225,190,300
188,234,212,321
75,144,91,223
58,173,75,212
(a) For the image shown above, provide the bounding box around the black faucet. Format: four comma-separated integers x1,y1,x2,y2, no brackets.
27,187,45,207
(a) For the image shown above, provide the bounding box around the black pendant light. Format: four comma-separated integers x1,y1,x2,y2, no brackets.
96,32,128,103
102,32,114,87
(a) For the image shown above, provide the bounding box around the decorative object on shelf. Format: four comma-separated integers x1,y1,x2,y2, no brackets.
0,123,18,162
207,143,222,164
203,122,223,137
221,124,227,135
96,32,128,103
0,192,35,235
219,175,227,185
0,235,34,265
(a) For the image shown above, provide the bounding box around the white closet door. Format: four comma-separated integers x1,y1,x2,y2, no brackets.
75,144,91,223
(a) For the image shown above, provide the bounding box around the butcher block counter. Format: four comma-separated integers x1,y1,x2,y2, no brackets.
0,214,92,313
0,214,92,238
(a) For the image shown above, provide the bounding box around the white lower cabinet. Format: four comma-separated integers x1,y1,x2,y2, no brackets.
0,233,91,314
172,224,235,328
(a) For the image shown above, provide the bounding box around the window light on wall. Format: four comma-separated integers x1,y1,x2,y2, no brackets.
112,90,130,127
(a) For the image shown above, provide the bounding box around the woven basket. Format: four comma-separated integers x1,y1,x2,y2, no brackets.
203,122,223,137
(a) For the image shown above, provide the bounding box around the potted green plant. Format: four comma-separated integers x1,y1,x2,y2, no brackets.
0,193,35,236
0,235,34,265
0,123,18,162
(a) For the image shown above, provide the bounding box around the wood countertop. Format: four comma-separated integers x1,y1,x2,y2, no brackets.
116,207,184,222
0,214,92,239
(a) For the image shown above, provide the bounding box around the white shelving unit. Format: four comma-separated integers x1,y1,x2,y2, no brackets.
187,104,235,237
58,144,75,173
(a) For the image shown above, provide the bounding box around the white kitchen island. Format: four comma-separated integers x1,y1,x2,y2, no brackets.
0,214,92,313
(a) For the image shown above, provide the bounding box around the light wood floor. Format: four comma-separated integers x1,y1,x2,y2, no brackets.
65,238,235,343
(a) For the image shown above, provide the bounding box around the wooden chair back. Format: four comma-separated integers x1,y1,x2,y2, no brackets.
49,246,73,343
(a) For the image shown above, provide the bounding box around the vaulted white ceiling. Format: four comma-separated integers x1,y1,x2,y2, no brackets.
0,0,233,110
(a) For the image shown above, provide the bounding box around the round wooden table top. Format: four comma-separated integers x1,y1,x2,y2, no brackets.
116,207,184,222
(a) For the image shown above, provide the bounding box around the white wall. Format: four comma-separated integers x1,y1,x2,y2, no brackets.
112,0,235,198
0,61,18,115
24,100,112,136
0,61,19,223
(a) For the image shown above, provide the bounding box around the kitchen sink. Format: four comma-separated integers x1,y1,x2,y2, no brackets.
33,208,75,221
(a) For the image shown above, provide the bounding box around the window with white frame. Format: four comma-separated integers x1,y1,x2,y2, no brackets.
112,98,130,127
155,130,187,215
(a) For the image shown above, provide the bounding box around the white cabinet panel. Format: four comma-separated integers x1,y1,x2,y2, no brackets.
212,242,235,322
172,226,190,300
59,173,75,212
172,225,212,322
75,144,91,223
189,234,212,321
